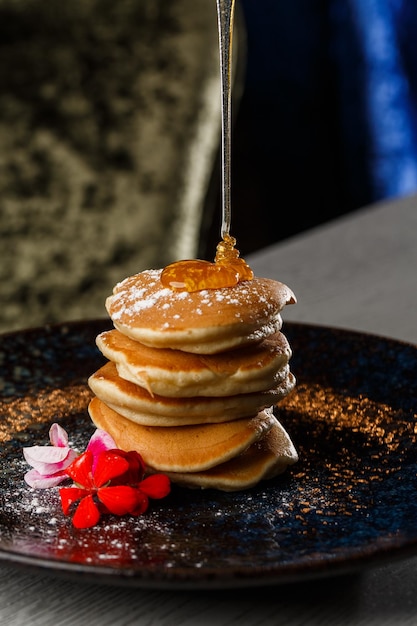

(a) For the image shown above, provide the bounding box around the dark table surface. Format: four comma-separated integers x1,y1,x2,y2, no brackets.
1,193,417,626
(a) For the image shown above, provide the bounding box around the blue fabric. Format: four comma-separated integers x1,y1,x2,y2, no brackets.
239,0,417,212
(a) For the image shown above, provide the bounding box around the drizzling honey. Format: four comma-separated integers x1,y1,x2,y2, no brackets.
161,1,252,293
214,234,253,280
160,235,253,292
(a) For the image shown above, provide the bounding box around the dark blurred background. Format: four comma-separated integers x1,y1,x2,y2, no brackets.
1,0,417,331
205,0,417,256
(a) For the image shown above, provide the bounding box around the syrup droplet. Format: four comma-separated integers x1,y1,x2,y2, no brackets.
160,235,253,292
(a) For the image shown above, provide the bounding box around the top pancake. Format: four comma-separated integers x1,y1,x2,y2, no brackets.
106,269,296,354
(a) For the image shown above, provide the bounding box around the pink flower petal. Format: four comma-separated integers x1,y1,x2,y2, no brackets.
49,423,69,448
24,468,69,489
86,429,117,471
24,445,69,464
23,446,77,475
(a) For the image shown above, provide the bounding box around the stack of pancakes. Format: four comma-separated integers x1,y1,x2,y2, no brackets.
88,268,298,490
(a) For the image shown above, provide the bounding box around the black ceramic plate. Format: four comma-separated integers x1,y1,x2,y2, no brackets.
1,320,417,589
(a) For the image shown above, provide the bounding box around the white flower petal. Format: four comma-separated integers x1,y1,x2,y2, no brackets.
24,468,68,489
23,446,77,475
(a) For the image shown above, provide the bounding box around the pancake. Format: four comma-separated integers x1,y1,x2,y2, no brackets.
105,269,296,354
96,329,292,398
163,420,299,491
88,397,277,473
89,263,298,491
88,361,296,426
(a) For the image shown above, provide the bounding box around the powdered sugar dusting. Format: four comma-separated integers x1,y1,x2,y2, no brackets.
111,285,174,320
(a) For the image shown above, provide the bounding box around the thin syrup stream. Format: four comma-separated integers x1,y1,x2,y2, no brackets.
160,0,254,292
216,0,235,240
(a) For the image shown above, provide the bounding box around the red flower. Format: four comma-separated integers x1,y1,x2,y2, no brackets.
59,448,170,529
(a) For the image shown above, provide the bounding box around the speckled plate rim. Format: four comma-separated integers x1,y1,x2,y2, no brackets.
1,319,417,589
